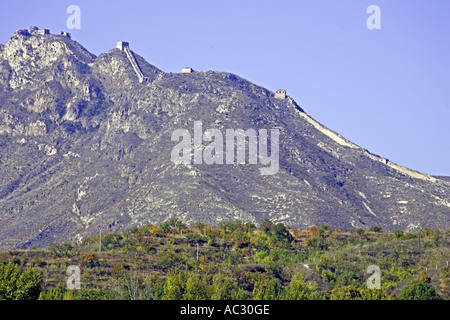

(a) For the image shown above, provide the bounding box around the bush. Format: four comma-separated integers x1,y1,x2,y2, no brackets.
322,269,337,284
156,250,185,271
393,230,404,239
39,284,67,300
360,288,388,300
330,285,362,300
102,233,123,250
61,242,74,256
82,252,98,267
185,233,204,244
397,283,441,300
419,271,431,283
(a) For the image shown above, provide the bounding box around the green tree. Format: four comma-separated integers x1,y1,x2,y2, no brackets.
163,271,185,300
183,273,207,300
0,262,42,300
211,273,233,300
15,268,43,300
253,277,281,300
284,273,310,300
142,275,165,300
397,283,441,300
0,262,20,300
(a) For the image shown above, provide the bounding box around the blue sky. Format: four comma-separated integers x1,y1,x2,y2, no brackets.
1,0,449,176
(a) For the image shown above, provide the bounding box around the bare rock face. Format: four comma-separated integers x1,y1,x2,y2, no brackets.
0,27,449,249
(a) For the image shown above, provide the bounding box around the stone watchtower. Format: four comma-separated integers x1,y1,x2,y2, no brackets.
60,31,71,38
275,89,286,99
181,67,194,73
37,29,50,35
116,41,129,51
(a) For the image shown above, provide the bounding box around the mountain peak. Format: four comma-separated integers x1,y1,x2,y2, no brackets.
1,27,95,91
0,28,449,249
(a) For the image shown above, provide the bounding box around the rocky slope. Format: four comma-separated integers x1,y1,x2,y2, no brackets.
0,27,449,249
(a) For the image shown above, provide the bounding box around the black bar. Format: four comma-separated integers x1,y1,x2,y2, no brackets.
3,300,448,319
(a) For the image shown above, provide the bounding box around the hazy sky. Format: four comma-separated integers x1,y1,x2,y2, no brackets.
1,0,449,176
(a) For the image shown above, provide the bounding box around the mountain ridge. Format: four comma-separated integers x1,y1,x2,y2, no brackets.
0,27,449,249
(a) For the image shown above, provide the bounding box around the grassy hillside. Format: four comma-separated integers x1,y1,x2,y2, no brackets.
1,220,449,300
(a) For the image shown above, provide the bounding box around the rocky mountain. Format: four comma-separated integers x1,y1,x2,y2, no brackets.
0,27,449,249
